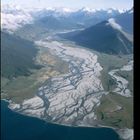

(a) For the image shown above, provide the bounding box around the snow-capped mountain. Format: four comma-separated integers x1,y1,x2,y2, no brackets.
1,4,125,33
30,7,75,19
1,4,33,33
68,7,123,27
61,8,133,55
114,8,133,34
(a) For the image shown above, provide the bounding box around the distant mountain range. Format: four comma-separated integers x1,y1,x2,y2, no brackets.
1,5,33,33
1,4,125,33
1,5,133,80
60,9,133,55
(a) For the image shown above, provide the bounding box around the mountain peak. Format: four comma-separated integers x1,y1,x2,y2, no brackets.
128,7,133,14
79,7,96,12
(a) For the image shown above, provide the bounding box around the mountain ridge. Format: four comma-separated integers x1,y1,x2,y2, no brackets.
60,9,133,55
2,4,125,33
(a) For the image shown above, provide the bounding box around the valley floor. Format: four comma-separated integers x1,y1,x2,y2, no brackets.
2,33,133,140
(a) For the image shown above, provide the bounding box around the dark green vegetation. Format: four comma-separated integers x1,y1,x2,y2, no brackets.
1,76,41,103
60,20,133,55
96,92,133,129
1,44,69,103
1,31,41,79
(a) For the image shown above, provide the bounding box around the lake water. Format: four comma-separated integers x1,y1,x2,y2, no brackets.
1,100,120,140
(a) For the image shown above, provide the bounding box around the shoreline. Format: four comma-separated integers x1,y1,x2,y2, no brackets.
1,98,116,129
1,99,133,140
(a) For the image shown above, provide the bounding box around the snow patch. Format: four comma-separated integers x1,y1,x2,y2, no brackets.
108,18,122,31
1,7,33,33
121,61,133,71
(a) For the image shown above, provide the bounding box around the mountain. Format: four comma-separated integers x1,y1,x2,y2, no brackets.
114,8,133,34
1,31,41,79
14,8,123,41
61,9,133,55
1,4,33,33
68,7,123,27
30,7,122,29
1,4,123,35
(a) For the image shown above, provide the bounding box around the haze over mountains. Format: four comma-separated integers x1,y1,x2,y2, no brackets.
61,8,133,55
2,4,126,33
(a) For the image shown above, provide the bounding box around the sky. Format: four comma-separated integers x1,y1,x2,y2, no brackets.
2,0,133,10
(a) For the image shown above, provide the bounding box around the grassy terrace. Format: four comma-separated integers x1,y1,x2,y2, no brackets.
1,44,69,104
93,52,133,129
95,92,133,129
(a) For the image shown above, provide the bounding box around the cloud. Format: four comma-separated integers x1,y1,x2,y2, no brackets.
1,6,33,33
108,18,122,31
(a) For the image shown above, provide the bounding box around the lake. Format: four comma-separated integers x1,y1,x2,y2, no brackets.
1,100,120,140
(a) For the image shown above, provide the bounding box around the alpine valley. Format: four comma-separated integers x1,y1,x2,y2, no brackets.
1,4,133,140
